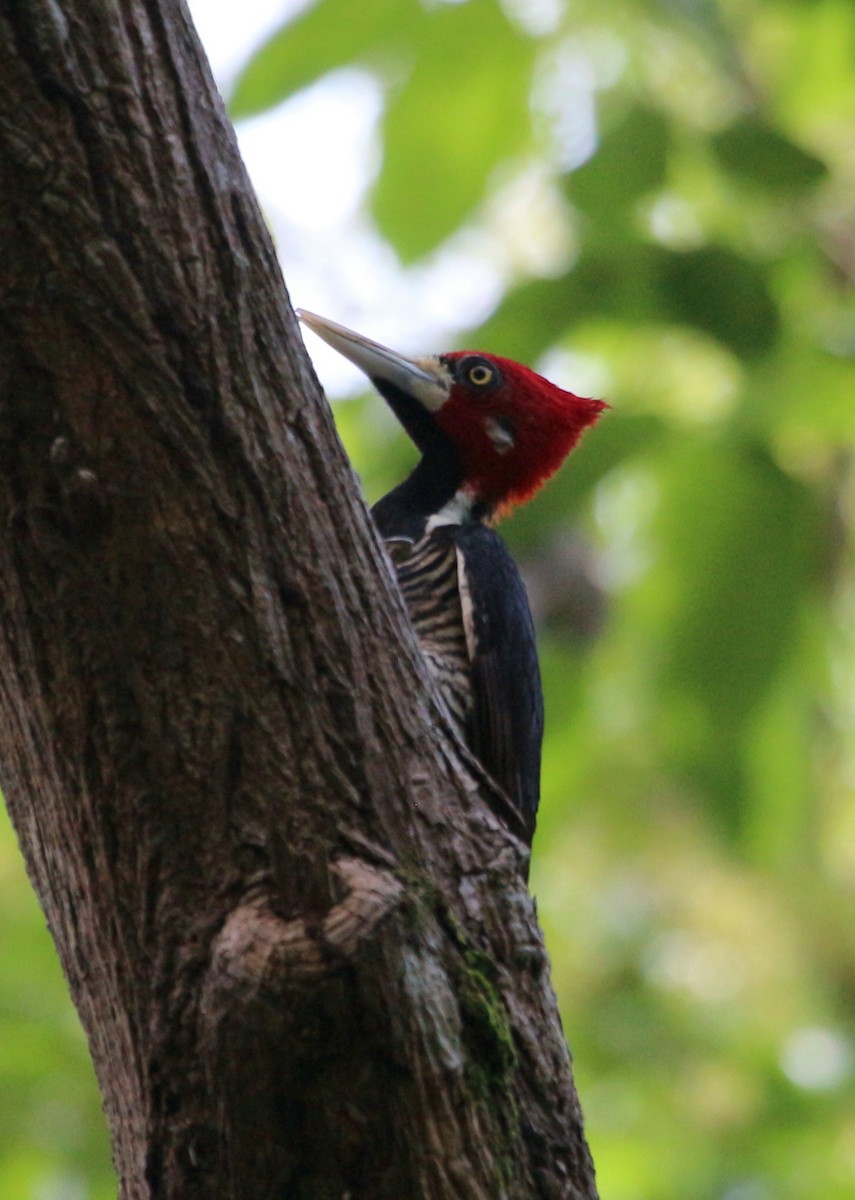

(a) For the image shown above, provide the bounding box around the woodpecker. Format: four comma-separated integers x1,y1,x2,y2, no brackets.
298,310,605,845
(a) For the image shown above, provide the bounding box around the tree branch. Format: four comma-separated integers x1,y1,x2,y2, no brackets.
0,1,596,1196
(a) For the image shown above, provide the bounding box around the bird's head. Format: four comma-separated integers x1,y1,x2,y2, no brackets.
298,310,606,518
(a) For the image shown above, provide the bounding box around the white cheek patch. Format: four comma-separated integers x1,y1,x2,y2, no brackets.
485,417,515,454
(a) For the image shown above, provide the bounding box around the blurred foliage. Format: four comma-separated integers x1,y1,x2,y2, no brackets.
3,0,854,1197
0,808,115,1198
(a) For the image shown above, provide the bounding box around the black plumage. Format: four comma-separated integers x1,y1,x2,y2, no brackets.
371,378,542,842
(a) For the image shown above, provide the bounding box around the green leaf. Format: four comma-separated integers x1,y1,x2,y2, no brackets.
654,437,818,826
229,0,422,118
373,0,537,260
469,247,664,362
564,106,671,218
743,642,815,867
711,117,827,192
474,242,779,361
655,245,780,358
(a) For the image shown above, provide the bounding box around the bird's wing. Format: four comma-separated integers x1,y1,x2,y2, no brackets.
454,524,544,842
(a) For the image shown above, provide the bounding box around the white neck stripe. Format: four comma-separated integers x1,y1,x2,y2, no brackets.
425,489,476,530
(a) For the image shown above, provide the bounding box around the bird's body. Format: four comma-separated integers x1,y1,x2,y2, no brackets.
383,518,543,832
387,525,473,737
298,311,605,845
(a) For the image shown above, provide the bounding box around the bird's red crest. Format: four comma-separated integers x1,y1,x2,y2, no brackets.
435,352,606,514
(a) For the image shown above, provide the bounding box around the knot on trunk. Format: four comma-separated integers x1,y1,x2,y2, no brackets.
205,856,404,1004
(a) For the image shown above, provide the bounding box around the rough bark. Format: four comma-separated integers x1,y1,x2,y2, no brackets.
0,2,597,1197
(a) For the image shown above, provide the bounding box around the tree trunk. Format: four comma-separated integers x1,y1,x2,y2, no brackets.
0,2,597,1197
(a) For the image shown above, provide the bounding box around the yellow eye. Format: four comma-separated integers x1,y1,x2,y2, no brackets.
457,354,503,391
468,364,494,386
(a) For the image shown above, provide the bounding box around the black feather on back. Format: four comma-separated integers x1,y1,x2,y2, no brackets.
454,524,543,843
